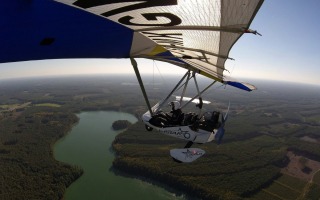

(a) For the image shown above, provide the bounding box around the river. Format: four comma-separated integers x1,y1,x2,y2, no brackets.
54,111,185,200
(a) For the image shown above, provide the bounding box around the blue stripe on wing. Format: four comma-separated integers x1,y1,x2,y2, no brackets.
225,81,255,92
1,0,133,63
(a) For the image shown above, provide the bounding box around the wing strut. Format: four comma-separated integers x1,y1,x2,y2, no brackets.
193,73,203,116
151,70,217,113
179,72,191,106
153,70,190,113
181,80,217,110
130,58,153,116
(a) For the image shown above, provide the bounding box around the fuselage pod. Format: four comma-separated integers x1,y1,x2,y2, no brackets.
142,110,220,144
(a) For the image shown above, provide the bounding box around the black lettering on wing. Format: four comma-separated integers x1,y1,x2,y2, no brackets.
118,13,182,26
143,32,183,40
153,39,184,46
143,32,184,48
74,0,178,16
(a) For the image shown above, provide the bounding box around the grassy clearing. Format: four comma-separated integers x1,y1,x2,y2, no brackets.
0,102,31,111
34,103,61,107
0,104,19,109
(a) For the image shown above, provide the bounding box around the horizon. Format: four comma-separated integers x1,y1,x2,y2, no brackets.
1,53,320,86
1,72,320,90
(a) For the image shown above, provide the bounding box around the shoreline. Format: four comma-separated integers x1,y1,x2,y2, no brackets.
110,165,195,200
55,110,186,200
54,110,194,199
51,113,83,200
110,163,199,200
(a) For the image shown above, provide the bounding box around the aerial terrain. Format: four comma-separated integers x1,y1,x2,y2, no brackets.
0,74,319,200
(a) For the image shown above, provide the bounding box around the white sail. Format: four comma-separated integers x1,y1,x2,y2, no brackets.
57,0,264,83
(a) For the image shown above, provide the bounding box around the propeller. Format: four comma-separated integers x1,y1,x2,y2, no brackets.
215,102,230,144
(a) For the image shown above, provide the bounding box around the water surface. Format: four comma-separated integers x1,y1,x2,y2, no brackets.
54,111,184,200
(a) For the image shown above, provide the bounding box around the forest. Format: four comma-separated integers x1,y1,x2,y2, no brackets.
0,75,320,199
0,105,83,199
112,120,132,130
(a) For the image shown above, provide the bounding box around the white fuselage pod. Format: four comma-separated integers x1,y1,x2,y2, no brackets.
142,111,217,144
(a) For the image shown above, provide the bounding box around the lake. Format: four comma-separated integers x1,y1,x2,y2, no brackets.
54,111,185,200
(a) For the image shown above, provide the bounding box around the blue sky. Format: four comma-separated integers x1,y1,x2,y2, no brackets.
0,0,319,85
229,0,320,85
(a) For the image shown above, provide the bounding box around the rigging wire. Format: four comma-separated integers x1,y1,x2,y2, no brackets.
229,60,236,77
153,60,168,89
151,60,168,105
152,59,155,92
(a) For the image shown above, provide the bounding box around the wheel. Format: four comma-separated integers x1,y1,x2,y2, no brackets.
145,125,153,131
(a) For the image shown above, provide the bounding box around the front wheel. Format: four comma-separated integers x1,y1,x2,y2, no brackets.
145,125,153,131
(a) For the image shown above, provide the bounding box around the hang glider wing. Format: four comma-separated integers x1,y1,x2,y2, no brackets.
1,0,263,91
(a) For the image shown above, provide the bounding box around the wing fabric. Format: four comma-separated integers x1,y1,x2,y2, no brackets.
1,0,263,90
0,0,134,62
56,0,263,89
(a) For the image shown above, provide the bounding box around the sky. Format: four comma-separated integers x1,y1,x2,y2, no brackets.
0,0,319,85
229,0,320,85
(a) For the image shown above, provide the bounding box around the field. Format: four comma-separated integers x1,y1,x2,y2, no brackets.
249,174,320,200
